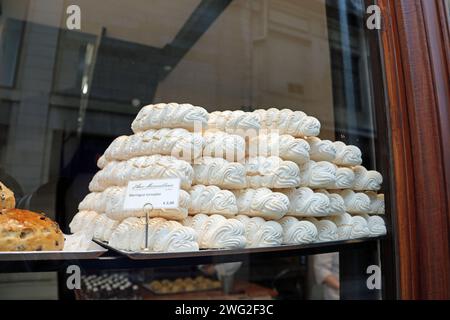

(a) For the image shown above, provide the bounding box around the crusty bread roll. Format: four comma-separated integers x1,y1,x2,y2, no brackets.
131,103,208,132
0,182,15,210
0,209,64,251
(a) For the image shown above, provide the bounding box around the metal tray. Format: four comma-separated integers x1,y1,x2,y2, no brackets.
0,241,107,261
94,239,225,260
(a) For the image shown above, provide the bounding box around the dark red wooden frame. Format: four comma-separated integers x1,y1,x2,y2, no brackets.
379,0,450,299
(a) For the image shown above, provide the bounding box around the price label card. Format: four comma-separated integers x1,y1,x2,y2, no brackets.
123,178,180,210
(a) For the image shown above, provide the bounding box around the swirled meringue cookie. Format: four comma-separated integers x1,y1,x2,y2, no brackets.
331,213,353,240
193,157,246,189
254,108,321,137
306,137,336,162
316,190,346,215
69,211,100,234
299,160,336,189
189,185,238,217
101,129,204,166
349,216,370,239
97,155,108,169
337,189,371,214
235,216,283,248
284,187,330,217
365,192,385,214
78,192,107,213
208,110,260,135
109,217,146,251
247,134,310,165
89,155,194,192
131,103,208,132
305,217,338,242
233,188,289,220
360,214,387,236
102,186,190,221
278,216,318,244
352,166,383,191
333,141,362,166
192,214,246,249
202,131,246,162
92,214,120,242
153,223,199,252
245,156,301,188
325,166,355,189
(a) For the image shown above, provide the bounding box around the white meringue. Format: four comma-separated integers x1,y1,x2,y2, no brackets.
193,157,246,189
352,166,383,191
316,190,346,215
307,137,336,162
365,192,385,214
338,189,371,214
333,141,362,166
284,187,330,217
233,188,289,220
89,155,194,192
100,129,204,166
278,216,318,244
131,103,208,132
236,216,283,248
189,185,238,216
299,160,336,189
305,217,338,242
331,213,354,240
202,130,246,162
248,134,310,165
326,166,355,189
350,216,370,239
360,214,387,236
254,108,321,137
208,110,260,135
245,156,301,188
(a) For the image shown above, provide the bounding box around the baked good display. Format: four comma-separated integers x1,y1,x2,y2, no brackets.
306,137,336,162
235,215,283,248
333,141,363,166
147,276,221,294
70,103,386,253
245,156,301,189
202,131,246,162
89,155,194,192
0,209,64,251
254,108,321,137
189,185,238,217
0,182,15,210
233,188,289,220
193,157,246,189
99,129,204,167
247,134,310,165
131,103,208,132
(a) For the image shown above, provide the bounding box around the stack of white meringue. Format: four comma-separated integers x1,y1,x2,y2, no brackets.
68,103,386,253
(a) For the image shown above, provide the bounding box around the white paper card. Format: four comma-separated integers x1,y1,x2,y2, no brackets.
123,178,180,210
